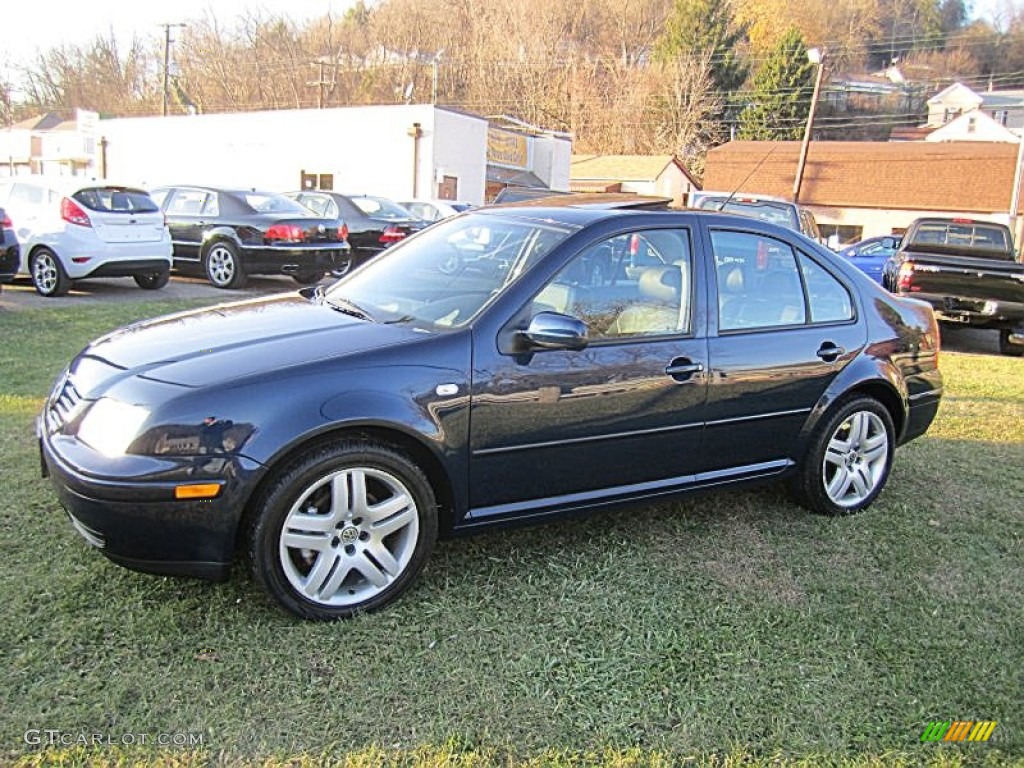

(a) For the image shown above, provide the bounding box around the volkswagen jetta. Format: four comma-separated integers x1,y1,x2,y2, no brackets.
39,205,942,619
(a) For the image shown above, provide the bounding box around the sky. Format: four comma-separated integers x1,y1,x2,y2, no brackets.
2,0,358,74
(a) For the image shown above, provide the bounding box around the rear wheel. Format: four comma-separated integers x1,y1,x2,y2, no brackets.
998,328,1024,357
204,241,246,289
248,440,437,620
134,269,170,290
292,271,324,285
789,396,895,516
30,248,72,297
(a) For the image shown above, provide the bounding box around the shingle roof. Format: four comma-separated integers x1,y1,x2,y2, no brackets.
10,113,65,131
570,154,676,182
702,140,1023,214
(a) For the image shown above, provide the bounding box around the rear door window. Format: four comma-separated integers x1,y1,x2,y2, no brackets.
167,189,211,216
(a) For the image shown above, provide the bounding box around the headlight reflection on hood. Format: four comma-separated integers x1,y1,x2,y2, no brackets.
76,398,150,458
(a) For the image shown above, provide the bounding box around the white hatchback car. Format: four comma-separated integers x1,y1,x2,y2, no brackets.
0,177,172,296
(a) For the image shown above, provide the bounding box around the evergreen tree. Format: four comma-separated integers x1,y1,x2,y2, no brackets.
654,0,748,94
737,28,816,141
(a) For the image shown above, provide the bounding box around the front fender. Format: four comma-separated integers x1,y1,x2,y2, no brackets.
236,363,469,503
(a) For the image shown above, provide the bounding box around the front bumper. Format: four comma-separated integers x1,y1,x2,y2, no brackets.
39,421,263,581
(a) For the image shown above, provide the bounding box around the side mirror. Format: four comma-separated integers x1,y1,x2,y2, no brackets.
520,312,588,351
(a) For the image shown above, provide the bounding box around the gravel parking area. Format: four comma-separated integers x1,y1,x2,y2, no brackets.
0,273,311,311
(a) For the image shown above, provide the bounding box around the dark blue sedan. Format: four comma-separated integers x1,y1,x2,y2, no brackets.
40,205,942,619
839,235,900,284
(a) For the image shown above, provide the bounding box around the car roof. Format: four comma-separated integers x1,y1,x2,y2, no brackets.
695,191,797,206
489,192,674,211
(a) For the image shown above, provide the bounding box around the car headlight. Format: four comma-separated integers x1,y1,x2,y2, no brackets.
76,398,150,458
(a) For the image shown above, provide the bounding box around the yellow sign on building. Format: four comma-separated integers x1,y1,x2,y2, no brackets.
487,129,529,169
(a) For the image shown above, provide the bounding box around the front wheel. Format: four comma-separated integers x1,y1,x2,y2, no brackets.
998,328,1024,357
134,269,170,290
248,441,438,620
203,241,246,289
789,396,895,516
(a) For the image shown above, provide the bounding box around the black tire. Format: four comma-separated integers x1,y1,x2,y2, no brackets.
134,269,170,290
292,271,324,285
998,329,1024,357
248,440,438,620
203,240,246,289
30,247,72,297
329,252,356,279
788,396,895,516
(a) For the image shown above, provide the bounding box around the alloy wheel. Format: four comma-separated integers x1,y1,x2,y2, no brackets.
821,410,889,508
33,252,59,294
207,244,236,286
278,467,420,607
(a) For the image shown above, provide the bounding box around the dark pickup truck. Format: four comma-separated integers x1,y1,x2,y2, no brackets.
883,217,1024,356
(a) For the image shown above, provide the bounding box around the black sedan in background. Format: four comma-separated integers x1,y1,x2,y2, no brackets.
40,206,942,620
151,186,349,288
285,190,425,274
0,206,21,292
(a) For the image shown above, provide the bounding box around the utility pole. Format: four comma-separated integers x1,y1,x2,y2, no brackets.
1009,133,1024,256
161,22,187,117
793,48,826,203
308,59,335,109
430,50,444,105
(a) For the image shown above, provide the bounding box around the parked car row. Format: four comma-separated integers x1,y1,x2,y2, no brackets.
0,175,470,296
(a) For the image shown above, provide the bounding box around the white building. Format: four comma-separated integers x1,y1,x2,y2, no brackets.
96,105,569,204
0,111,100,177
926,82,1024,132
569,154,700,207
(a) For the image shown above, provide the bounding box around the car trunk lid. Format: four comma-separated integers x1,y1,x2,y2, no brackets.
72,187,166,244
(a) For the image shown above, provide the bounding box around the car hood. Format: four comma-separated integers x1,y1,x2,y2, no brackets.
69,293,426,393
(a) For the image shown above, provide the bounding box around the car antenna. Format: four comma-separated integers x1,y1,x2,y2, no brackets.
716,144,778,211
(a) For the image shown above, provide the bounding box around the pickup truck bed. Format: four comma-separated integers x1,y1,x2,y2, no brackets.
884,218,1024,356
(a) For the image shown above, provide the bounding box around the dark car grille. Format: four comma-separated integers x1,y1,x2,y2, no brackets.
46,374,83,433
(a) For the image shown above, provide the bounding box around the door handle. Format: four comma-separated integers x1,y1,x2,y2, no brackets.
816,342,845,362
665,359,704,381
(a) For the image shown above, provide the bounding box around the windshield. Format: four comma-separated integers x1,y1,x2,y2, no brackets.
242,192,312,215
699,198,799,230
350,196,416,221
324,213,578,328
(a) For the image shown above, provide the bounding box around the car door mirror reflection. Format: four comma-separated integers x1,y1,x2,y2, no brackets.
520,311,588,351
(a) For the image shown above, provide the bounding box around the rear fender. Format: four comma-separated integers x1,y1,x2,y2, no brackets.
793,356,908,458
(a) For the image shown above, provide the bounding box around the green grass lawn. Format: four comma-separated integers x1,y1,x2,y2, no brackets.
1,300,1021,767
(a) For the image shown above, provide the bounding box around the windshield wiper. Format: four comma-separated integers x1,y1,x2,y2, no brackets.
324,296,374,322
